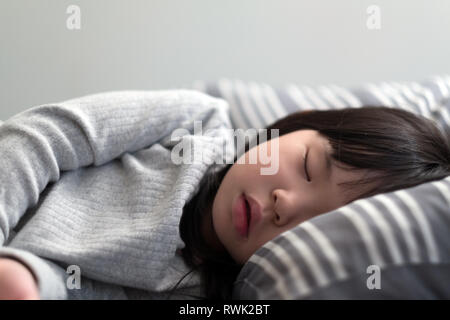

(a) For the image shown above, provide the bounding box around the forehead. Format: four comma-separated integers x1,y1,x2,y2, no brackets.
279,129,330,150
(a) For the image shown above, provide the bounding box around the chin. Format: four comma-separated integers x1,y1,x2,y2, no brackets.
231,250,252,265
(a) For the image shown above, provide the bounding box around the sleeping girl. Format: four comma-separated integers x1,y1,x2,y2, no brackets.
0,90,449,300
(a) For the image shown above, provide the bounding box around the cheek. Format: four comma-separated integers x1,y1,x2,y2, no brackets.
225,163,262,196
211,188,231,244
212,151,283,263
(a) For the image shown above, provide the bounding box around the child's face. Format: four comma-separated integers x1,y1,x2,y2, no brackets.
211,129,373,264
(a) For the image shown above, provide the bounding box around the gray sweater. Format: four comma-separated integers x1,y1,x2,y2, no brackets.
0,90,233,299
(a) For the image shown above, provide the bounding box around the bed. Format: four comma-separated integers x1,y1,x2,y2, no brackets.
2,76,448,299
190,75,450,299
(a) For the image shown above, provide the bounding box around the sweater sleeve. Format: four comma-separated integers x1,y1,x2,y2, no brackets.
0,89,229,245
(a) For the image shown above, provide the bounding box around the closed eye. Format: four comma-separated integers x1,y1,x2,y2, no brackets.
304,150,311,182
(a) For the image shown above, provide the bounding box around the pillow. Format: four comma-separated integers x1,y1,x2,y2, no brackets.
190,75,450,299
190,75,450,131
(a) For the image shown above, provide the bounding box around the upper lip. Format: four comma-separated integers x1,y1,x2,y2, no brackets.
244,194,262,236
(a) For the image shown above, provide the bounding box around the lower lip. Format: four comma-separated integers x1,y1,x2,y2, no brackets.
232,194,249,238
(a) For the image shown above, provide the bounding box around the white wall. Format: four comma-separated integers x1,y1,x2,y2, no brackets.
1,0,449,120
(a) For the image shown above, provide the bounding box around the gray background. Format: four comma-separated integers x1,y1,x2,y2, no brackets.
1,0,449,120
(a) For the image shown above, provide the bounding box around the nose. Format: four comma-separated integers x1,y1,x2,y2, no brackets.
272,189,297,227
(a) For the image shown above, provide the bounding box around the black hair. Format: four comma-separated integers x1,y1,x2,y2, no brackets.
177,105,450,300
177,164,240,300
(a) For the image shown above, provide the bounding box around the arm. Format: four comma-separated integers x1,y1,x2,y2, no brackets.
0,89,228,245
0,257,40,299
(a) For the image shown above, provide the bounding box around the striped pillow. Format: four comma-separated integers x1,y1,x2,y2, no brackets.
190,75,450,299
191,75,450,132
